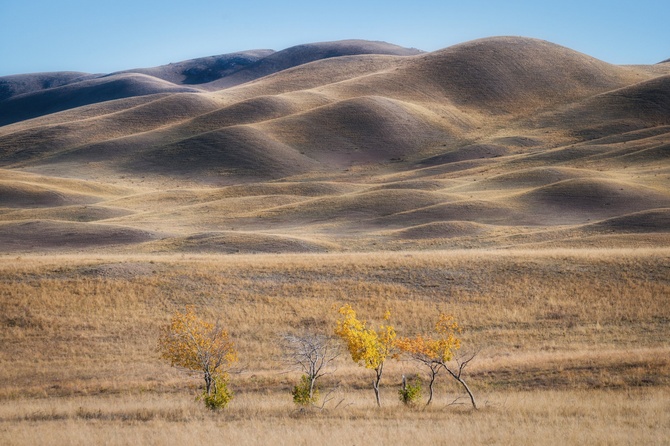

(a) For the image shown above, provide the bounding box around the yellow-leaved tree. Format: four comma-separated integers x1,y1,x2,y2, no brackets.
334,304,396,407
158,306,237,410
396,313,477,409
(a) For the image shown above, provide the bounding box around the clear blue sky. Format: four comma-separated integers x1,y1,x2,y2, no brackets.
1,0,668,76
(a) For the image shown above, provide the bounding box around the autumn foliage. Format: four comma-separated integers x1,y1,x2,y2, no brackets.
334,304,396,406
157,305,475,410
396,314,461,363
396,313,476,408
158,307,237,409
396,314,460,405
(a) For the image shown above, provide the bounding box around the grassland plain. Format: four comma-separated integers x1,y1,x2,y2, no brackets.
1,249,669,444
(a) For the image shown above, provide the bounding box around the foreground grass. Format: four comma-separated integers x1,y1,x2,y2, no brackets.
1,388,668,445
1,248,669,444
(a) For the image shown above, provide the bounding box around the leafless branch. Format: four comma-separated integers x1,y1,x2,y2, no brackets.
441,349,479,410
316,386,343,410
282,333,340,378
445,396,468,407
282,332,340,403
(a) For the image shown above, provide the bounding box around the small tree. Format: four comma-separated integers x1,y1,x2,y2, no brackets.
397,313,477,409
158,306,237,410
283,333,339,406
334,304,396,407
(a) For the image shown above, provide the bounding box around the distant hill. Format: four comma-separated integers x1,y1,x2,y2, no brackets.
114,40,422,90
114,50,276,85
0,73,201,126
0,40,422,126
197,40,424,89
0,71,96,102
0,37,669,253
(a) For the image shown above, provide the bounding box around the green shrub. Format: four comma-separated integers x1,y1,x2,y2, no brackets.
398,376,422,406
202,374,233,410
292,374,319,406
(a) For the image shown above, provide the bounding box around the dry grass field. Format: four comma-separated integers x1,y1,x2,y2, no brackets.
2,389,669,445
1,36,669,444
1,250,669,444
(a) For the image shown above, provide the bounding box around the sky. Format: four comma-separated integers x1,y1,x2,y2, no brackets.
1,0,669,76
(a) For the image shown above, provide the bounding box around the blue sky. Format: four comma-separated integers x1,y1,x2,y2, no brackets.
1,0,668,76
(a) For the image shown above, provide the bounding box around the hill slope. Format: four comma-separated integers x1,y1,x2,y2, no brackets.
1,37,669,253
0,73,201,126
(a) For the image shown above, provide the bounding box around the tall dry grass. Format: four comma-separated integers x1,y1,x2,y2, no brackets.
1,249,669,396
1,388,668,445
0,249,668,444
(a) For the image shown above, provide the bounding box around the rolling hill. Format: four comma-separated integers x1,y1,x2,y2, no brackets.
1,36,669,253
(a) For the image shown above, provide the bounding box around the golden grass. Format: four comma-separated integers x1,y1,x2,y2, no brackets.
0,248,668,444
1,388,668,445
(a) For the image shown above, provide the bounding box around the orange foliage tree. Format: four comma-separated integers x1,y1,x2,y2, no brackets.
334,304,396,407
158,307,237,409
396,314,476,408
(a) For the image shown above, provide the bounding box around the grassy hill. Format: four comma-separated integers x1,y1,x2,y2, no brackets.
0,36,669,253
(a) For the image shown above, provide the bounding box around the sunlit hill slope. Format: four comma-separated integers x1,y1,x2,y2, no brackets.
1,37,669,253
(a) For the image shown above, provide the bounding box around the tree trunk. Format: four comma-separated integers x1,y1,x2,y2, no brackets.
373,379,381,407
444,366,477,410
309,375,316,401
373,366,383,407
456,376,477,410
427,370,436,406
204,371,213,396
